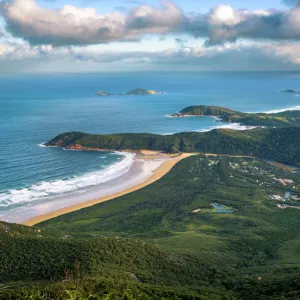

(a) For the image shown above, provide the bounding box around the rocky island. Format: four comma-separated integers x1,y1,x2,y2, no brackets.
95,90,116,96
96,88,164,96
171,105,300,127
280,90,300,94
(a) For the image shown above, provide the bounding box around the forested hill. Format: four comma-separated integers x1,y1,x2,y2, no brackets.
3,155,300,299
46,127,300,166
0,221,212,299
178,105,238,116
172,105,300,127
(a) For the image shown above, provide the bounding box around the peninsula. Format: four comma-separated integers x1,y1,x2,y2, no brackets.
45,126,300,167
96,88,164,96
170,105,300,127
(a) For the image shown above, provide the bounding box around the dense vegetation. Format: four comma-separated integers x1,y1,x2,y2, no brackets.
5,103,300,298
0,228,215,299
0,223,233,298
46,127,300,166
2,155,300,298
176,105,300,127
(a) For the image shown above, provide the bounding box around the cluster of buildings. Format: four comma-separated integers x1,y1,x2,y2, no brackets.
278,178,295,186
271,190,300,210
271,191,300,202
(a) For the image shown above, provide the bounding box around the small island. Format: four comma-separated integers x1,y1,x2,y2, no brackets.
96,88,164,96
280,90,300,94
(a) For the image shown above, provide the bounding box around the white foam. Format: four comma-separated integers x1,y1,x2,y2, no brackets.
39,143,58,148
197,123,258,133
0,152,135,208
263,105,300,114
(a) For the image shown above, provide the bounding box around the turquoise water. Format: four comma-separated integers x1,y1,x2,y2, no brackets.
1,72,300,212
211,204,226,209
211,203,234,213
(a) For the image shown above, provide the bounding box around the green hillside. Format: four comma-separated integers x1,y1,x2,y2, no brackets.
174,105,300,127
46,127,300,166
2,155,299,298
0,220,233,299
4,116,300,299
39,155,300,299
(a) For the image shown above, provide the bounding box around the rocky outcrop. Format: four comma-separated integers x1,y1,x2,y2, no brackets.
125,88,164,95
280,90,300,94
65,144,111,152
170,113,191,118
95,90,112,96
67,144,86,150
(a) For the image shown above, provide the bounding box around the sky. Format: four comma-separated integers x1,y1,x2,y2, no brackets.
1,0,300,73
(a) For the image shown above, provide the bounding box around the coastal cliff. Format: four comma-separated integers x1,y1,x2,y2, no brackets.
45,132,180,154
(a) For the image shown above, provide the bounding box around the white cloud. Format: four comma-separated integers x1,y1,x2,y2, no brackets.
3,1,300,47
0,0,182,45
185,6,300,46
1,1,300,72
264,43,300,64
1,40,300,72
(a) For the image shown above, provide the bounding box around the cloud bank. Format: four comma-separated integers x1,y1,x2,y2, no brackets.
0,0,182,46
185,5,300,46
1,0,300,72
2,1,300,46
1,41,300,70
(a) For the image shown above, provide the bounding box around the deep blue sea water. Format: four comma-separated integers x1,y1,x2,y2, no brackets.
1,71,300,213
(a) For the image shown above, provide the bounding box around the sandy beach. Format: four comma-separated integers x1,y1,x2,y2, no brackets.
1,151,192,226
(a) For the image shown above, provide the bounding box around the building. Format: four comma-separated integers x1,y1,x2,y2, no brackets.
283,191,291,201
279,179,294,186
270,195,282,201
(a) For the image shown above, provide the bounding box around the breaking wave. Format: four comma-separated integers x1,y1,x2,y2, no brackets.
0,152,135,208
197,123,258,132
263,105,300,114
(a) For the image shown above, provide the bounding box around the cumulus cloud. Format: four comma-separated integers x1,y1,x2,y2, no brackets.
185,5,300,46
1,0,300,72
3,0,300,47
0,0,182,46
0,43,55,60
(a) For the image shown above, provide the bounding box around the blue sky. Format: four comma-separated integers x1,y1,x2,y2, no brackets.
0,0,300,72
38,0,286,11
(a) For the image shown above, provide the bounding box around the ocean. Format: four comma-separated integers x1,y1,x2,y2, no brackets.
1,71,300,217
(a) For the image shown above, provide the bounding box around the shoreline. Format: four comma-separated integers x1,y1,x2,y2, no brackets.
22,152,193,226
170,104,300,118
